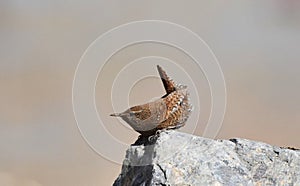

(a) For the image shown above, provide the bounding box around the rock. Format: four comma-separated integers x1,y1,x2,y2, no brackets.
113,131,300,186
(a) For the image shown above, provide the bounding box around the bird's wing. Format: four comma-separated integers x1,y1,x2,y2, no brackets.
159,88,192,128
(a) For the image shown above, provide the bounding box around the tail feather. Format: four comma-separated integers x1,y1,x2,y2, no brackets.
157,65,177,94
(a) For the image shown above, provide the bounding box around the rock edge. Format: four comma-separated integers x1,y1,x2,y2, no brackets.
113,131,300,186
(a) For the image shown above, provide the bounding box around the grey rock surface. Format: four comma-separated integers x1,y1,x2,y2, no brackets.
113,131,300,186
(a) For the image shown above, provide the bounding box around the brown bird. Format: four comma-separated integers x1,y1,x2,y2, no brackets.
110,65,192,136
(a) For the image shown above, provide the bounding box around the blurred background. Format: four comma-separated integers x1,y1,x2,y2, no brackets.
1,1,300,185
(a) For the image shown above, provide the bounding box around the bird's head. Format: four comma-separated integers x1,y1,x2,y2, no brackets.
110,105,154,131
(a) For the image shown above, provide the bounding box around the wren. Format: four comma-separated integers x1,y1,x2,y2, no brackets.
110,65,193,136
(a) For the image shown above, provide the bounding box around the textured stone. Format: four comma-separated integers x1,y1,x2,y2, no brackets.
113,131,300,186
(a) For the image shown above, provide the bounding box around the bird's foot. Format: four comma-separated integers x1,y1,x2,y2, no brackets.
147,130,160,142
147,135,156,143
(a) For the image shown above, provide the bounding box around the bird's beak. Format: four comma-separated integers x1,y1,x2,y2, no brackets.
110,112,128,117
110,113,121,117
